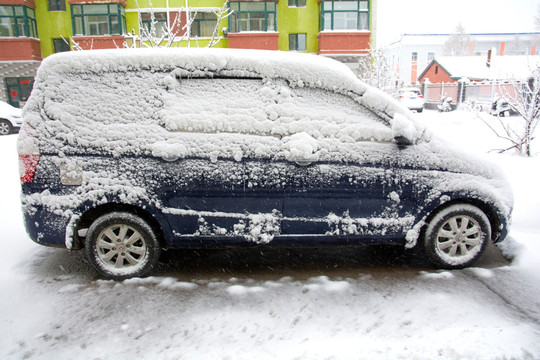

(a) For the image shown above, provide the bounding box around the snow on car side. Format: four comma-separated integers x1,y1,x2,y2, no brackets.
18,48,513,279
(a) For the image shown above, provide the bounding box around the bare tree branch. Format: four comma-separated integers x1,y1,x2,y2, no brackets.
492,64,540,156
358,48,402,95
207,1,232,48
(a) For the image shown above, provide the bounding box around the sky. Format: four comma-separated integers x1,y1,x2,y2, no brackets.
376,0,539,47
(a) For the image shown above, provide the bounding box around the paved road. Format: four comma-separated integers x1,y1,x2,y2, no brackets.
2,233,540,360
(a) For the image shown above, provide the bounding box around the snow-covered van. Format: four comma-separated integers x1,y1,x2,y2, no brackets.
18,48,513,280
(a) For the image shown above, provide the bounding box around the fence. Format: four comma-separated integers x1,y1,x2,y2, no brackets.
422,80,519,110
423,82,458,104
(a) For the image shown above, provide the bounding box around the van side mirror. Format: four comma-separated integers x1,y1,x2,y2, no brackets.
393,135,413,146
392,113,418,146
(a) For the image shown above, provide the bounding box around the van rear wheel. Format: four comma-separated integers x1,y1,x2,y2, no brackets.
85,212,161,280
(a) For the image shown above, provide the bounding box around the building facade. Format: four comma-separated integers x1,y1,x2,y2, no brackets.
383,32,540,86
1,0,376,107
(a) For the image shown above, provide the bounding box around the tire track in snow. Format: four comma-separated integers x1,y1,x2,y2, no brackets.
464,268,540,327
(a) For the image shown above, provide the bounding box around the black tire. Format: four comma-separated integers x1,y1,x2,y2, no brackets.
0,119,13,135
417,108,424,113
424,204,491,269
85,212,161,280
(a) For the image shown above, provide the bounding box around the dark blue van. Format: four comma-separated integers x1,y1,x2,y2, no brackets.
18,48,512,279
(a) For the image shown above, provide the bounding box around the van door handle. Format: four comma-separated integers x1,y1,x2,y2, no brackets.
161,155,180,162
288,157,317,166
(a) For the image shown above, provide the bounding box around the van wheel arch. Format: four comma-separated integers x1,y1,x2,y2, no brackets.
420,198,500,242
73,203,166,250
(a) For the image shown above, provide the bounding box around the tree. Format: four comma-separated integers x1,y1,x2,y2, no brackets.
506,35,524,55
358,48,402,95
134,0,231,48
443,23,471,56
69,0,231,50
480,65,540,156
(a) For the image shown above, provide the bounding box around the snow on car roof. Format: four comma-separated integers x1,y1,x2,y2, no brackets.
36,47,416,126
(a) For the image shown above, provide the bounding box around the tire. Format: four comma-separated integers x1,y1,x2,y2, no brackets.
417,108,424,113
85,212,161,280
0,119,13,135
424,204,491,269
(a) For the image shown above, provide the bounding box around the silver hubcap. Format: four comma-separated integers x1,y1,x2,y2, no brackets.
436,215,482,260
96,224,148,270
0,122,9,135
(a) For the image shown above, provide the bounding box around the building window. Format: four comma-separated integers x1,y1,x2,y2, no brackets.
141,12,168,38
289,33,306,51
288,0,307,7
320,0,369,31
192,12,218,37
411,52,417,62
5,77,34,107
0,5,38,38
229,2,276,32
71,3,126,36
53,38,71,53
48,0,66,12
435,65,439,75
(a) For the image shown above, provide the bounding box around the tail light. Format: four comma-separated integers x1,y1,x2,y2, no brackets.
419,95,424,98
18,127,41,184
19,154,40,183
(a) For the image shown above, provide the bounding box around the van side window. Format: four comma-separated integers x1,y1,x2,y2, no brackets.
160,77,393,143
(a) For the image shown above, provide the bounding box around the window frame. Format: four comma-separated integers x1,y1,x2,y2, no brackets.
289,33,306,51
191,12,218,38
5,76,34,107
140,12,168,38
53,38,71,53
319,0,369,31
0,5,38,38
228,1,277,33
71,3,126,36
48,0,66,12
288,0,307,7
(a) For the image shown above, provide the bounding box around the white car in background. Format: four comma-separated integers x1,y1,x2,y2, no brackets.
0,100,23,135
398,87,425,113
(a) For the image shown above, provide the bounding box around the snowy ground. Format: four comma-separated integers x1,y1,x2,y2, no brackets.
1,110,540,360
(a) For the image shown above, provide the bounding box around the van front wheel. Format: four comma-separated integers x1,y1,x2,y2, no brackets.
85,212,161,280
424,204,491,269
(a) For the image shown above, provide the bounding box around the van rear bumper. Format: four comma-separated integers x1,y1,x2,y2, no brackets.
22,205,71,249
